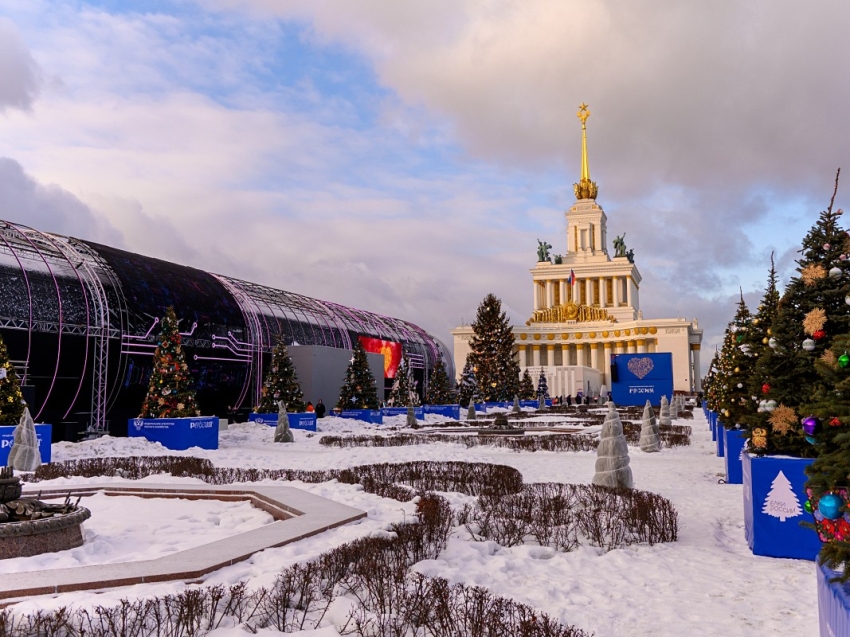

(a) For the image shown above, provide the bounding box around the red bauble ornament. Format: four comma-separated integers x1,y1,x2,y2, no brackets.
830,417,842,427
761,383,770,394
813,330,827,340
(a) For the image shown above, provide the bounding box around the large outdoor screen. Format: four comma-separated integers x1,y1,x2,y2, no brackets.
358,336,403,378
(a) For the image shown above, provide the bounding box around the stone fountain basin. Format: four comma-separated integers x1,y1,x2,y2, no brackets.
0,507,91,560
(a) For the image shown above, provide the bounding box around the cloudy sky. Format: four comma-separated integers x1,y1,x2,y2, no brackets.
1,0,848,375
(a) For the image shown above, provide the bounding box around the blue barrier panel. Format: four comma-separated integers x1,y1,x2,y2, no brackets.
711,419,717,441
483,402,510,411
335,410,383,425
381,407,425,420
519,400,538,408
0,424,52,464
716,423,726,457
742,453,820,560
610,353,673,406
724,428,747,484
248,413,317,431
818,562,850,637
424,405,461,419
128,417,218,451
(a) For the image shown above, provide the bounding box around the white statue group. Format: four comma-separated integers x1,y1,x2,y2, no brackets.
593,395,679,489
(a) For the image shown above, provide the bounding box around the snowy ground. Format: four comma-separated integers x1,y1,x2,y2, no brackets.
7,409,817,636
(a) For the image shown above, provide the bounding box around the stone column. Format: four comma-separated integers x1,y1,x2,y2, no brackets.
533,282,540,310
585,279,593,306
532,344,541,368
627,340,636,354
590,342,599,371
559,279,566,305
599,278,607,307
603,342,613,386
692,344,702,391
561,343,570,367
626,277,633,307
612,276,620,306
576,343,585,367
544,280,552,308
547,344,555,367
637,338,646,353
519,345,527,368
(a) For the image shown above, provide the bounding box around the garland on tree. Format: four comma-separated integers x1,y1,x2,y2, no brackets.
711,292,753,427
0,334,25,425
139,307,200,418
466,294,521,401
255,339,305,413
425,357,455,405
536,369,549,398
336,342,380,410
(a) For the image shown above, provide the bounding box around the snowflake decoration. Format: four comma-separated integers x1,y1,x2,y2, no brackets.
820,349,838,369
803,308,827,336
801,263,827,287
769,404,797,436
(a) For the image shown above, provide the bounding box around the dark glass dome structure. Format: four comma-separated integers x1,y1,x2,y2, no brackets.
0,220,453,435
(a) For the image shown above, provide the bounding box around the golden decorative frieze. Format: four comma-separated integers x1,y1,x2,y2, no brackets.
527,301,616,325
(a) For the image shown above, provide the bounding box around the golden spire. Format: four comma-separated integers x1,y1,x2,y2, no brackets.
573,103,598,200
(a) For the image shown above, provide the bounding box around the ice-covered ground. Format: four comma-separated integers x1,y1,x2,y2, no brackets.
8,409,817,636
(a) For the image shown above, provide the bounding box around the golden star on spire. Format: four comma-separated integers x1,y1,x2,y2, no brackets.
573,103,597,200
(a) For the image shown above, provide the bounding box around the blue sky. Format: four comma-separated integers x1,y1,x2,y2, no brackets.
0,0,848,374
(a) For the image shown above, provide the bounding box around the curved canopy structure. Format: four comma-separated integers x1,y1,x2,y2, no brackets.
0,220,452,434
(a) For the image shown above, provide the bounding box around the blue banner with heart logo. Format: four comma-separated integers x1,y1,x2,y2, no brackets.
610,353,673,407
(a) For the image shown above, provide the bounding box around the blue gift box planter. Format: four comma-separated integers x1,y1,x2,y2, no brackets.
818,562,850,637
716,422,725,457
742,452,821,560
128,417,218,451
334,409,383,425
424,405,461,419
723,428,747,484
0,424,52,464
710,418,717,441
248,412,317,432
381,407,425,420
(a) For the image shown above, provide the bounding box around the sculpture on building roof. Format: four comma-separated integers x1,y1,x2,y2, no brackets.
528,301,617,325
573,103,599,200
537,240,552,262
613,233,627,258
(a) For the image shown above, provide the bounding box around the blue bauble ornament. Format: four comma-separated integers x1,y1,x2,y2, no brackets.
819,494,844,520
806,435,817,445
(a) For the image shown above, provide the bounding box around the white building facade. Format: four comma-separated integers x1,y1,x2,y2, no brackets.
452,104,702,396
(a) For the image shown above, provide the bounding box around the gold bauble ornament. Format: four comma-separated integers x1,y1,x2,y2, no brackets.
734,367,740,373
753,318,760,325
762,337,769,344
767,328,772,335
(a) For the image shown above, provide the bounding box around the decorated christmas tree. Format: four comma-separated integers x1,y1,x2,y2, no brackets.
457,359,479,407
425,357,454,405
466,293,521,401
519,369,535,400
739,256,782,452
388,353,416,407
0,334,25,425
256,339,305,413
756,173,850,456
336,342,380,410
713,293,754,428
801,331,850,578
536,370,549,398
139,307,200,418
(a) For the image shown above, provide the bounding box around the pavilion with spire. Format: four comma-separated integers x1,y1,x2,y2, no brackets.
452,104,703,396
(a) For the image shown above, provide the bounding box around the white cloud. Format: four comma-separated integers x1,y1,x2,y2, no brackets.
0,18,41,112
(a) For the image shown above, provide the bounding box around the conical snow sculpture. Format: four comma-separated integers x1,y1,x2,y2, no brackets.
467,402,476,421
659,395,672,427
592,402,633,489
670,395,679,420
274,401,294,443
7,407,41,472
512,395,521,414
639,399,661,453
406,405,418,428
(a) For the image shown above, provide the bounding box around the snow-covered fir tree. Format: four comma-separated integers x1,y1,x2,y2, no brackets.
336,342,380,409
466,293,521,401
